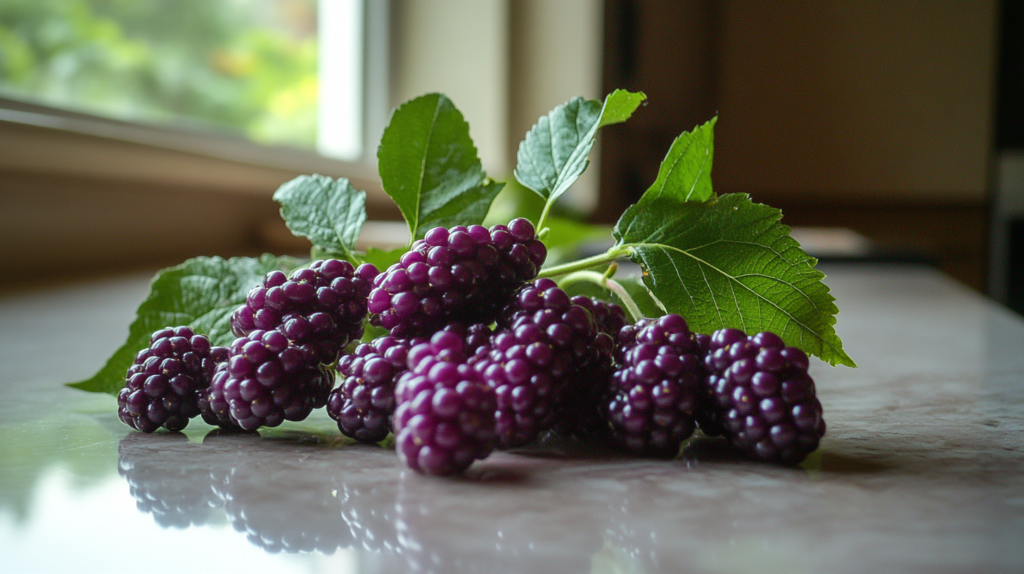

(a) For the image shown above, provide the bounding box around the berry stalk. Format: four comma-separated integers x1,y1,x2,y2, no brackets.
536,245,631,279
556,269,643,323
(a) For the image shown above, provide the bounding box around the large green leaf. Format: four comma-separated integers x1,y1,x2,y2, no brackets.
614,194,854,367
274,174,366,262
643,117,716,204
69,254,300,395
514,90,645,210
377,93,503,240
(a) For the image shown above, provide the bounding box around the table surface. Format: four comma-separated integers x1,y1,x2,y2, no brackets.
1,264,1022,574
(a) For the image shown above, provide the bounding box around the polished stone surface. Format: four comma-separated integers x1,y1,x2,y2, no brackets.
1,264,1023,573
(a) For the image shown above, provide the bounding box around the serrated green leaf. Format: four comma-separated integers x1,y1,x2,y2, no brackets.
378,93,501,240
274,174,367,262
69,254,301,395
514,90,645,210
614,194,855,367
361,246,406,270
643,117,716,204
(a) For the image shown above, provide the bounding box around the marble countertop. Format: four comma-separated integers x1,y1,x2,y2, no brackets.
1,264,1022,573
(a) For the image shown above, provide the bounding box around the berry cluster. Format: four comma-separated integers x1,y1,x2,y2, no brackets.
231,259,378,365
367,219,546,337
203,329,336,431
116,221,826,473
701,328,826,463
328,323,492,443
607,315,702,457
393,331,497,475
117,327,227,433
474,279,610,447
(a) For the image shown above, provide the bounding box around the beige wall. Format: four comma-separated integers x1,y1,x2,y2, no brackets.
390,0,511,175
391,0,605,209
713,0,998,201
509,0,604,212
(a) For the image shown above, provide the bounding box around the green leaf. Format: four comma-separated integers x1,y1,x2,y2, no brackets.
514,89,645,210
274,174,366,262
614,193,855,367
643,117,716,204
69,254,300,395
361,246,406,270
377,93,503,240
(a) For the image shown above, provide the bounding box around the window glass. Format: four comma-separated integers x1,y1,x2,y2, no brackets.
0,0,362,159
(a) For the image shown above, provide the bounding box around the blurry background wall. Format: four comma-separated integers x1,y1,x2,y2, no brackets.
600,0,999,291
0,0,1015,301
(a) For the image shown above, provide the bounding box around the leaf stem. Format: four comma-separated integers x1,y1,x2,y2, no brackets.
556,270,644,322
536,198,555,232
537,246,631,278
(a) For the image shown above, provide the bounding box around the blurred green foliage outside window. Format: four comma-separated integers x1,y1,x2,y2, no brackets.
0,0,319,149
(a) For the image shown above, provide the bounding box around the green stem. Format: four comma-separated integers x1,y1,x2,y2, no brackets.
557,270,644,322
536,198,555,232
537,246,631,278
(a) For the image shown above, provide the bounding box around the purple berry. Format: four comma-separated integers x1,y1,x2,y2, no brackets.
117,326,227,433
393,331,497,475
231,260,379,364
367,219,546,337
703,328,825,464
200,330,335,431
475,279,605,448
607,315,701,457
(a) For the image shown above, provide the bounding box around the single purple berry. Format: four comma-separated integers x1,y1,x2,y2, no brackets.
393,331,497,475
704,328,825,464
607,315,701,457
367,219,546,337
117,326,227,433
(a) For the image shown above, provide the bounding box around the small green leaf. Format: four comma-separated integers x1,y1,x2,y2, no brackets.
69,254,300,395
274,174,366,262
361,246,406,270
614,194,855,367
514,90,645,211
643,117,716,204
377,93,502,240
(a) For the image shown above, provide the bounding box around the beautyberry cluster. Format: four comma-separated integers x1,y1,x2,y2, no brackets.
231,260,378,365
201,329,335,431
474,279,606,448
328,323,491,443
607,315,702,457
367,219,546,337
118,327,227,433
701,328,826,464
393,331,497,475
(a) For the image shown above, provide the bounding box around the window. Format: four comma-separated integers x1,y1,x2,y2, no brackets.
0,0,377,162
